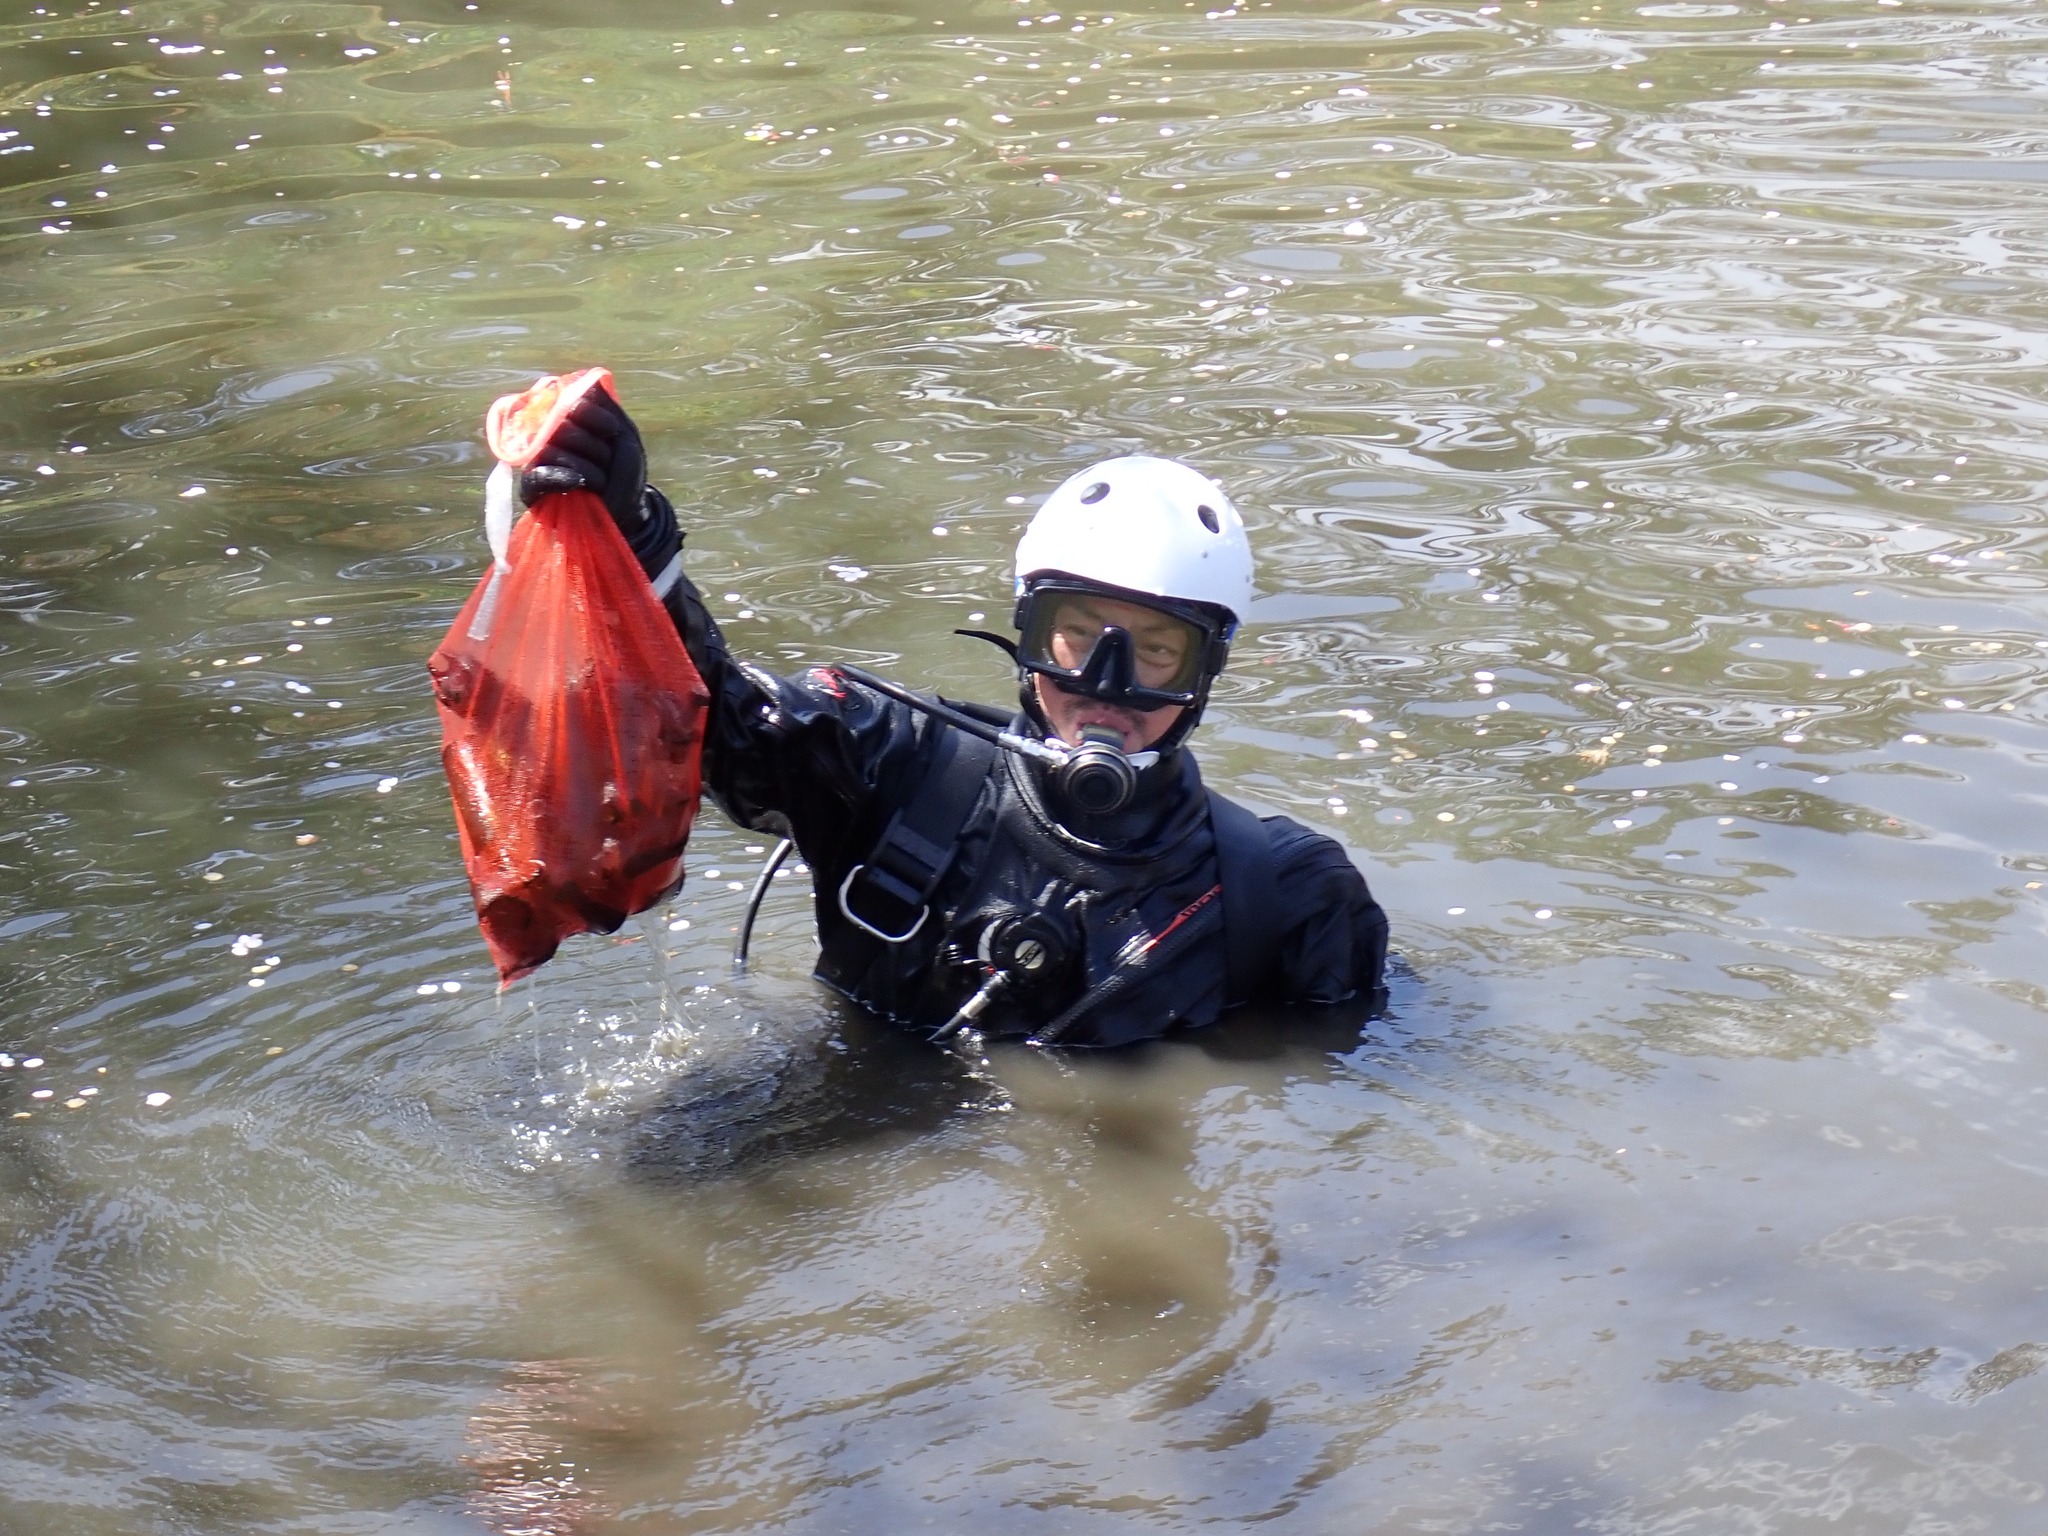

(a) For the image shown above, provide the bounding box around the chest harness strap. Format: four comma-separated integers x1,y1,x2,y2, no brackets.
1029,793,1284,1046
1207,791,1282,1007
838,722,999,943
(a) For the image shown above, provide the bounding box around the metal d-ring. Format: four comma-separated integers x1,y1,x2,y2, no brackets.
837,864,929,944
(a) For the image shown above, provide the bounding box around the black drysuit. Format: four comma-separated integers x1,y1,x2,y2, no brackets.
652,530,1388,1048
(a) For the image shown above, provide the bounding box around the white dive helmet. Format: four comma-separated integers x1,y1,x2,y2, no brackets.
1013,455,1254,625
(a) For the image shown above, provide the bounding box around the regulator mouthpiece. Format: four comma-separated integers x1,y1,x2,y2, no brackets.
1056,725,1139,816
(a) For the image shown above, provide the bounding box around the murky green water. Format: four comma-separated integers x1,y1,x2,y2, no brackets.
6,0,2048,1529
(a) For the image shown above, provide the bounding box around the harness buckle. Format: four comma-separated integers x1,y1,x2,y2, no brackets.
838,863,930,944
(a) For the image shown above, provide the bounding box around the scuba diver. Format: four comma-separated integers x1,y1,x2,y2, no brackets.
518,392,1389,1048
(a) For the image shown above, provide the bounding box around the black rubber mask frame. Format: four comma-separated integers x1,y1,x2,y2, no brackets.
1013,580,1231,712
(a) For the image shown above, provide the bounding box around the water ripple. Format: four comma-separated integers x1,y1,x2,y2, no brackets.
7,2,2048,1529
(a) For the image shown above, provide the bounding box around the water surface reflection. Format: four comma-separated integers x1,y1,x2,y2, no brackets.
4,0,2048,1529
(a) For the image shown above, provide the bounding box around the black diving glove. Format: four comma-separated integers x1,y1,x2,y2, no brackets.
518,387,648,531
517,385,679,585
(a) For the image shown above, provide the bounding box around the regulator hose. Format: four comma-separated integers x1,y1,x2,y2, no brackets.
731,836,795,975
1027,881,1225,1047
831,663,1155,816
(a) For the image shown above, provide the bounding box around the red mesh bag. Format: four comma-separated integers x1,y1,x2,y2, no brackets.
427,368,709,984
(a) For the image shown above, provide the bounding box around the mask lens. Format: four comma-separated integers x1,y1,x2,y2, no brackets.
1021,589,1208,697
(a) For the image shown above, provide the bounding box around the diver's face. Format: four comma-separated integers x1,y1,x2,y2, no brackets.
1032,674,1186,754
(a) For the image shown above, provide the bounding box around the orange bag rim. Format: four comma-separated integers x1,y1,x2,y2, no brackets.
485,367,616,469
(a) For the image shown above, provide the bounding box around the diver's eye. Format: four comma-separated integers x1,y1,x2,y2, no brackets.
1050,622,1099,663
1142,629,1190,658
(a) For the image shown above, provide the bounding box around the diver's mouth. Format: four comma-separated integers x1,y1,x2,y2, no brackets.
1058,704,1149,751
1034,674,1174,753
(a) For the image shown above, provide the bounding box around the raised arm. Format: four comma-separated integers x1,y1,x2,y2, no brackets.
513,390,927,867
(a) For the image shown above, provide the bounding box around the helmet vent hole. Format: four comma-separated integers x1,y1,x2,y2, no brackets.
1197,503,1221,533
1080,482,1110,505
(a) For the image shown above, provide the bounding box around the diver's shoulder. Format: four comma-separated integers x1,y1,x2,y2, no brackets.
1249,809,1367,883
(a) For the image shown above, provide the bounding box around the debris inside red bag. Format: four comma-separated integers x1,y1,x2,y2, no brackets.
428,371,708,984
